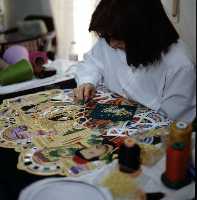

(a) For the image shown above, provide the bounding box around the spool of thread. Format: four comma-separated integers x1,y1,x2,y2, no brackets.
118,138,141,173
29,51,48,67
161,142,192,189
169,121,192,145
169,121,192,169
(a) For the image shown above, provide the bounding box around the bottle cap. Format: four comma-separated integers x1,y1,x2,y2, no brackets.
71,41,76,45
176,122,188,130
124,138,135,148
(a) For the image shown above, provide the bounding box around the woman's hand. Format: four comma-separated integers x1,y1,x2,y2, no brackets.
73,83,96,104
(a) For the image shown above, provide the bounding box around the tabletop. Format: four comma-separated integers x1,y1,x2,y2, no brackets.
0,84,195,200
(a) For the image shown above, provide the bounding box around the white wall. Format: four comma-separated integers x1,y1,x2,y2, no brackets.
50,0,74,59
50,0,97,59
162,0,196,63
73,0,97,60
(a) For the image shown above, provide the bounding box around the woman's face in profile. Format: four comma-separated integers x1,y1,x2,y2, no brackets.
109,38,126,50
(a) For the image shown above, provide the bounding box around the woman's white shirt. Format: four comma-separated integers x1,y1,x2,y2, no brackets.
74,39,196,123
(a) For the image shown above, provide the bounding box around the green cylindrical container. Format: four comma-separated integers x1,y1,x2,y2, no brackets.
0,59,33,85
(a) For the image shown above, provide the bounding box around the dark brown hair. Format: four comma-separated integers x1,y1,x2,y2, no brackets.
89,0,179,67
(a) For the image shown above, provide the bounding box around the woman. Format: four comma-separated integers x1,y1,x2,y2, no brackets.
74,0,196,123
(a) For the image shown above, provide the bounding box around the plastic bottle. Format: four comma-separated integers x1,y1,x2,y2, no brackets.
68,41,78,62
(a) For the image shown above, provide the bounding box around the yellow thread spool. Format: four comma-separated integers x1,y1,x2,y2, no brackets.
169,122,192,146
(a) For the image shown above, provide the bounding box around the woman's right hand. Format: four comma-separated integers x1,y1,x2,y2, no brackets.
73,83,96,103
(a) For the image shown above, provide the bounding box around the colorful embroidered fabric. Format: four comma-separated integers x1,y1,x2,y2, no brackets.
0,86,171,176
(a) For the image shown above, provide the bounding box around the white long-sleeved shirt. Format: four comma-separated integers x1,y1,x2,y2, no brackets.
74,39,196,123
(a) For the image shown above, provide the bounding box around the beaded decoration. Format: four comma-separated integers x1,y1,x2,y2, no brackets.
0,87,172,177
90,104,137,122
17,144,83,176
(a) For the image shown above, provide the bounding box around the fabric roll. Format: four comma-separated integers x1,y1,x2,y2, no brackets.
0,59,33,85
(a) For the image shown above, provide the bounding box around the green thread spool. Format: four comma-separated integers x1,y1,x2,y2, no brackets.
0,59,33,85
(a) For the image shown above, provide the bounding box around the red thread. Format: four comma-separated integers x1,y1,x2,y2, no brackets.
165,143,190,183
